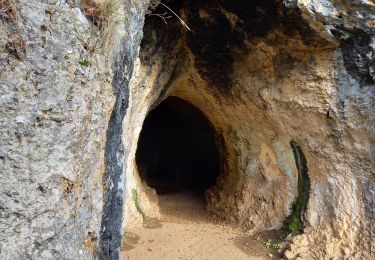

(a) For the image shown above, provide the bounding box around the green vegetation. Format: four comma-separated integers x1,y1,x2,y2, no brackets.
131,188,145,218
265,240,280,251
79,59,90,66
242,231,253,238
73,26,85,43
288,190,309,234
286,141,311,234
80,0,124,59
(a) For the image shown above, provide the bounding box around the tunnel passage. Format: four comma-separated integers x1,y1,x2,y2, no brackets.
136,96,220,196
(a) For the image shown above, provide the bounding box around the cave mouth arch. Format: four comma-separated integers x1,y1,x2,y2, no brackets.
136,96,220,198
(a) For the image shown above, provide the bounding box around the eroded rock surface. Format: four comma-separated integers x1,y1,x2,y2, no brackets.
0,0,374,259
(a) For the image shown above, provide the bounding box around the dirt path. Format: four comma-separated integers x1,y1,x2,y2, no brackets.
121,192,280,260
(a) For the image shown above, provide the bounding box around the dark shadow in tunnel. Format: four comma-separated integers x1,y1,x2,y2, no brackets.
136,96,220,196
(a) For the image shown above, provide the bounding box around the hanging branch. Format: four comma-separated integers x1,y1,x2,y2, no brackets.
147,1,191,31
147,12,172,24
158,2,191,31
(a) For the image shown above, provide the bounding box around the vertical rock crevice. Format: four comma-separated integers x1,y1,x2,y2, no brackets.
99,2,148,258
287,141,310,234
99,51,133,259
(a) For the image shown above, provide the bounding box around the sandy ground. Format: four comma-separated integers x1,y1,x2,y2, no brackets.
121,192,281,260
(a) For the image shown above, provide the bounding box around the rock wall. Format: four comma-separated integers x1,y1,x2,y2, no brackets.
0,0,374,259
125,0,375,259
0,0,148,258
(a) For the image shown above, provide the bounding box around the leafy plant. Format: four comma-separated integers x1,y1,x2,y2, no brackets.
265,240,279,251
79,59,90,66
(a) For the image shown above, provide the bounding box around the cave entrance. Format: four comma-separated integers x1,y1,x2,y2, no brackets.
136,96,220,209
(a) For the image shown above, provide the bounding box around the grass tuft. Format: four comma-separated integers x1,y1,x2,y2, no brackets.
80,0,109,29
80,0,124,60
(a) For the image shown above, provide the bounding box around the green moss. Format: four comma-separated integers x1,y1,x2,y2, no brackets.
285,141,311,235
288,191,309,234
131,188,145,218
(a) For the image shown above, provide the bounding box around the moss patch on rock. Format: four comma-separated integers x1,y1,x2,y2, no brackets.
287,141,310,234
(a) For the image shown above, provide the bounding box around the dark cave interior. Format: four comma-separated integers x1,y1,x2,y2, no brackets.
136,96,220,195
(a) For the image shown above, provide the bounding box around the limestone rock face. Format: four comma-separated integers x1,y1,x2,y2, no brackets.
0,0,148,258
0,0,374,259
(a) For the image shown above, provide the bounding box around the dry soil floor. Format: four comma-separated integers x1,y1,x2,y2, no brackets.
121,191,281,260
